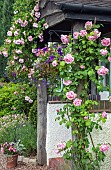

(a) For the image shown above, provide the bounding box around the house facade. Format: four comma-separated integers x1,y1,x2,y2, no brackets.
38,1,111,169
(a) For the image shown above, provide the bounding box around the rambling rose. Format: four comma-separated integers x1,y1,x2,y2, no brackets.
33,23,38,28
25,96,30,101
64,54,74,64
100,49,108,56
102,111,107,118
88,36,97,41
85,21,92,30
57,142,66,150
2,51,8,57
97,66,108,75
84,116,88,120
61,35,69,44
63,80,72,86
80,65,85,69
73,98,82,106
28,36,33,41
66,91,77,100
101,38,110,47
100,144,109,152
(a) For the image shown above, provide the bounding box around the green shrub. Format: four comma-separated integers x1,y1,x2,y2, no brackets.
0,82,37,117
0,114,37,156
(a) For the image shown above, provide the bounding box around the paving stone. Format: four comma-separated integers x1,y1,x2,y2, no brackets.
29,158,37,165
18,156,24,162
23,157,30,164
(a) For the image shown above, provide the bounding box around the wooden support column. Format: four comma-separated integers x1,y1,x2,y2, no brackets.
71,21,85,170
37,80,47,165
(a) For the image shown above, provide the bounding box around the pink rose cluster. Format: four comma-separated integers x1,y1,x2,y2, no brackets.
61,34,69,44
13,38,24,45
25,96,33,103
64,54,74,64
55,142,66,154
100,144,109,152
88,29,101,41
66,91,82,106
97,66,108,75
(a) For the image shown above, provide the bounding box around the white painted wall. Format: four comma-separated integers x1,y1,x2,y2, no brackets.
46,103,71,165
46,103,111,169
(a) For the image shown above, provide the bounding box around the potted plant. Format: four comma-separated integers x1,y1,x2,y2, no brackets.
0,140,25,169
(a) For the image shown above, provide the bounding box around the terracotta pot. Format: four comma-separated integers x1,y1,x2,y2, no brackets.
6,154,18,169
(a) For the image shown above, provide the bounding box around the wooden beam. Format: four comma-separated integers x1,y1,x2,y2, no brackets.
37,80,47,165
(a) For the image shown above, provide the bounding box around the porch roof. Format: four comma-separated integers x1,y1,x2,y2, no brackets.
39,0,111,28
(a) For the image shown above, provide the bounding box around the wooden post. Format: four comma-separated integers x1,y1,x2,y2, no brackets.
71,21,85,170
37,80,47,165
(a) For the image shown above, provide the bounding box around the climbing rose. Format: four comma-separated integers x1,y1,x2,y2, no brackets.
79,30,87,37
80,65,85,69
100,49,108,56
85,21,92,30
94,29,101,38
108,57,111,62
64,54,74,64
34,5,39,11
88,36,97,41
102,111,107,118
84,116,88,120
66,91,77,100
33,23,38,28
19,59,24,63
73,32,79,39
97,66,108,75
101,38,110,47
55,149,60,154
73,98,82,106
61,35,69,44
25,96,30,101
28,36,33,41
57,142,66,150
63,80,72,86
100,144,109,152
2,51,8,57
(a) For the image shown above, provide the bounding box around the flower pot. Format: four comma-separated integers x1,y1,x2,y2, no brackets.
6,154,18,169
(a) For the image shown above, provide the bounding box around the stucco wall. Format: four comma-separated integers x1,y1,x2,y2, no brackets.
46,103,111,170
46,103,71,165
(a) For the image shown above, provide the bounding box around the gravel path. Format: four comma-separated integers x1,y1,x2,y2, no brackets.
0,162,53,170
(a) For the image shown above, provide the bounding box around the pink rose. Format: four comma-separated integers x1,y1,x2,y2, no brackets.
108,57,111,62
94,29,101,38
73,32,79,39
66,91,77,100
84,116,88,120
100,144,109,152
15,49,22,54
43,23,48,29
57,142,66,150
97,66,108,75
55,149,60,154
35,12,40,18
85,21,92,30
102,111,107,118
5,39,11,43
61,34,69,44
63,80,72,86
80,65,85,69
14,31,19,36
79,30,87,37
2,51,8,57
29,99,33,103
34,5,39,11
73,98,82,106
88,36,97,41
52,60,57,67
19,59,24,63
13,56,18,60
64,54,74,64
14,91,18,95
100,49,108,56
101,38,110,47
25,96,30,101
7,31,12,36
28,36,33,41
33,23,38,28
